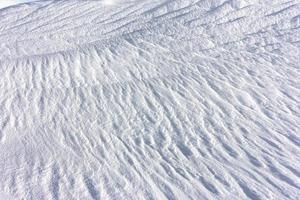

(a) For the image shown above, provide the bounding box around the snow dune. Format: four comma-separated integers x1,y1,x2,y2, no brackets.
0,0,300,199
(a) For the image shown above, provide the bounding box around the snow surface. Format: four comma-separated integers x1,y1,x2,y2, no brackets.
0,0,37,9
0,0,300,199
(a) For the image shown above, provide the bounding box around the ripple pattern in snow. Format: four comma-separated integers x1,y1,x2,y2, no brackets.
0,0,300,199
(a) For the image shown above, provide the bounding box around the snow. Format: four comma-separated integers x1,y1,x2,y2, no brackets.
0,0,37,9
0,0,300,199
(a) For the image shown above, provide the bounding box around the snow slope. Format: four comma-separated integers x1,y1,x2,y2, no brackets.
0,0,37,9
0,0,300,199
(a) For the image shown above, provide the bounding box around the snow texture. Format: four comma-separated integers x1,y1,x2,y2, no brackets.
0,0,300,199
0,0,37,9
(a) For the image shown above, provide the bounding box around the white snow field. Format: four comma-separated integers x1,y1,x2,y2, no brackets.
0,0,300,199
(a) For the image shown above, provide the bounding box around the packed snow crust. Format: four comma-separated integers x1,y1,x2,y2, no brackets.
0,0,300,199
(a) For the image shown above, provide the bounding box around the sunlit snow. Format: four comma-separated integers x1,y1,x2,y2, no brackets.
0,0,36,8
0,0,299,199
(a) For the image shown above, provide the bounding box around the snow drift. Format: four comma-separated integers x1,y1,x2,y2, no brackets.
0,0,299,199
